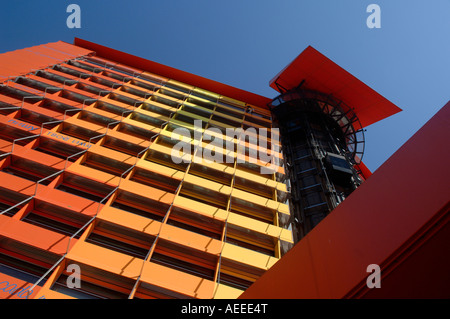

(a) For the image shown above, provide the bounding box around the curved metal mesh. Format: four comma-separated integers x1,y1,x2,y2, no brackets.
269,89,365,164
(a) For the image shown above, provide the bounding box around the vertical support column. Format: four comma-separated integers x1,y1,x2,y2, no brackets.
270,91,364,241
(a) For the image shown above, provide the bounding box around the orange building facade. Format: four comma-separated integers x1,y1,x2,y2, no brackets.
1,39,447,300
0,40,292,299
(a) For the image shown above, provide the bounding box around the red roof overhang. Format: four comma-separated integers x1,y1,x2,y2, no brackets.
269,46,402,127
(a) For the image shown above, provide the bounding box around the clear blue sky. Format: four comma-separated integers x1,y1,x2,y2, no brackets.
1,0,449,172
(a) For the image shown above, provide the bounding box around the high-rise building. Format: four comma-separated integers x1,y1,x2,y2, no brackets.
0,38,402,299
0,39,293,299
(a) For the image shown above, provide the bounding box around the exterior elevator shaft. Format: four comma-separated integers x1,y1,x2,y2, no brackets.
270,89,365,242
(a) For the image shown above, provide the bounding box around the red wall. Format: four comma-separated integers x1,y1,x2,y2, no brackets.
240,101,450,299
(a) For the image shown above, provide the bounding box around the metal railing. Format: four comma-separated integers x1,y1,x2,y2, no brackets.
23,111,168,298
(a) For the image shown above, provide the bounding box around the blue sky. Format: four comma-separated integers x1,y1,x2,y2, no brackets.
1,0,449,172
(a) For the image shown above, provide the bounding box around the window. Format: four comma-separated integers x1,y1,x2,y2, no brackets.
59,90,95,105
135,282,190,299
173,112,207,128
219,272,253,291
51,263,134,299
229,199,274,223
15,77,61,94
190,90,218,104
130,167,180,194
151,238,217,281
34,138,85,162
112,189,169,222
217,100,245,113
219,258,264,290
0,253,50,288
78,110,118,128
0,199,22,217
21,211,82,238
130,111,165,127
166,218,221,240
0,239,60,272
233,175,274,199
38,98,77,114
75,82,110,97
108,93,142,107
181,103,212,119
95,100,130,116
138,73,166,86
141,102,174,117
120,85,149,99
102,70,131,83
82,153,133,177
130,79,159,92
101,135,146,157
17,108,58,128
186,96,215,110
0,101,20,116
163,82,190,94
229,208,272,224
84,57,112,69
159,87,185,100
111,201,164,222
188,162,233,185
228,221,276,254
151,95,180,108
35,70,78,86
33,200,91,226
179,183,229,210
86,232,150,259
0,86,43,104
167,204,223,240
244,115,271,128
67,60,102,74
0,185,31,214
211,113,241,128
89,75,119,88
117,122,156,140
60,122,102,141
56,184,105,202
53,65,91,79
214,105,244,120
2,166,54,186
109,65,141,78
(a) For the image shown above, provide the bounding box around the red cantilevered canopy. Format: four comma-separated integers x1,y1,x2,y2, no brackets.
269,46,402,128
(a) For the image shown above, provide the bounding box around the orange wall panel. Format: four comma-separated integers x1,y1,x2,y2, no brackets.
0,41,93,80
